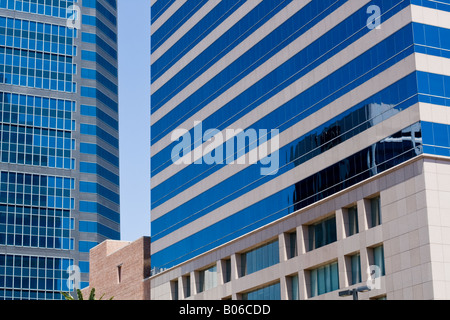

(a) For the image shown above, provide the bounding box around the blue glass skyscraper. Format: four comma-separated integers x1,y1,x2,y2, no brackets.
0,0,119,300
150,0,450,300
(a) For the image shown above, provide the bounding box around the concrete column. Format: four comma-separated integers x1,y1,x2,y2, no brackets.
336,208,345,240
177,276,184,300
280,275,288,300
297,225,307,254
298,269,308,300
231,253,240,280
279,233,287,262
358,199,370,232
191,270,199,295
338,255,349,289
360,247,371,284
217,259,224,286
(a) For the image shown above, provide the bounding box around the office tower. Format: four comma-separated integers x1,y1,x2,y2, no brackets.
0,0,119,300
150,0,450,300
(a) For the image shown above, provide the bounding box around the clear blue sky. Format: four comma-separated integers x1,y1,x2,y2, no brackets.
117,0,151,241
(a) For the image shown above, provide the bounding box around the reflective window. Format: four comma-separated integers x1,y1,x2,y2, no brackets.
152,0,213,53
171,279,178,300
79,181,119,205
287,231,298,259
78,220,119,239
183,274,191,298
0,253,73,300
83,0,116,26
151,1,412,142
288,275,299,300
80,123,118,149
241,282,280,300
80,68,117,95
350,253,361,285
0,93,75,170
240,240,279,277
81,15,116,43
310,261,339,298
0,171,74,249
308,215,337,251
347,206,359,237
80,142,119,167
411,0,450,12
78,241,97,253
0,0,76,18
152,122,424,270
0,16,76,92
422,121,450,156
152,0,281,82
79,200,119,224
80,86,118,113
198,265,217,293
81,32,116,60
370,196,381,228
151,74,421,239
152,67,420,198
151,0,174,24
373,245,385,277
223,258,231,284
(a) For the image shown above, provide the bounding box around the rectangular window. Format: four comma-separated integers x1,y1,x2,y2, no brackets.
373,245,385,277
287,274,299,300
0,253,74,299
287,232,298,259
183,275,191,298
308,215,337,251
223,258,231,283
79,241,97,253
310,261,339,297
351,253,361,285
117,264,122,284
370,196,381,227
199,265,217,293
171,279,178,300
241,282,280,300
348,206,359,236
241,240,279,277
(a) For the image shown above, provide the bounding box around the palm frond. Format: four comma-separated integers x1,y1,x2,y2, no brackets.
61,292,74,300
89,288,96,300
76,289,84,300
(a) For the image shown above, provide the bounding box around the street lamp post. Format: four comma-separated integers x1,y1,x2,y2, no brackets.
338,285,372,300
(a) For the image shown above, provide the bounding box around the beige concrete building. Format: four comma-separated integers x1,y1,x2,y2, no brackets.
150,155,450,300
82,237,151,300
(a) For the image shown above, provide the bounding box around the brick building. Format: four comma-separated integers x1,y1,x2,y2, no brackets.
81,237,151,300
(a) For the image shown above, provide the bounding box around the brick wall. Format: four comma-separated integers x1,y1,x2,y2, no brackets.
81,236,151,300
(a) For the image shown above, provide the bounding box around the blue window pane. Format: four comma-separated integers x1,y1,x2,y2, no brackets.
310,262,339,297
241,240,279,276
242,282,281,300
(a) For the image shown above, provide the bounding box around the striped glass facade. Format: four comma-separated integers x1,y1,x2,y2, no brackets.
150,0,450,275
0,0,119,299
